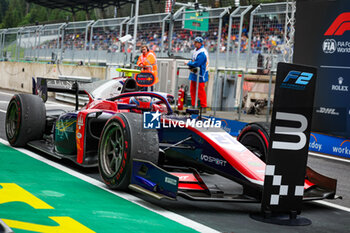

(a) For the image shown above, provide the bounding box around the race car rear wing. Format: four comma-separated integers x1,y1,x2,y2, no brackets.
32,76,92,110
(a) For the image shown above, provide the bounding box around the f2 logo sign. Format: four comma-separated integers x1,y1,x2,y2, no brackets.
272,112,308,151
283,71,313,85
324,12,350,36
281,71,313,90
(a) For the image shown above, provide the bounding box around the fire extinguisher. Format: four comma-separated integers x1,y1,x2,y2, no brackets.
177,85,185,110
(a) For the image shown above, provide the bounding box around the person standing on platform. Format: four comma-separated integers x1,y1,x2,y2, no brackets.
185,37,209,111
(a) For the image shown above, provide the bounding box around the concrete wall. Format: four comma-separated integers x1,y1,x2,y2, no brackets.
0,62,106,93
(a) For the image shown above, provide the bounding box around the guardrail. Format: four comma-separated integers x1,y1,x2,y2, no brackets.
174,65,200,110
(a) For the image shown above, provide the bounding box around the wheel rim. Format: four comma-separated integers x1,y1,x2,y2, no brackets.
100,122,125,178
6,101,19,140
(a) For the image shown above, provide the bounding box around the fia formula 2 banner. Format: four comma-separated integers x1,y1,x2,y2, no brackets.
262,63,317,214
294,0,350,138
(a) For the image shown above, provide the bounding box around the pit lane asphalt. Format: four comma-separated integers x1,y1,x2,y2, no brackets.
0,90,349,233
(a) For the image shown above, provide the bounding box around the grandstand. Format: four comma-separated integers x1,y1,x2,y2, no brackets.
0,1,293,70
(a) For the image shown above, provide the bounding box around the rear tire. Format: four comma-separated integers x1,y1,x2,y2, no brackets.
98,112,159,190
237,122,270,162
6,94,46,147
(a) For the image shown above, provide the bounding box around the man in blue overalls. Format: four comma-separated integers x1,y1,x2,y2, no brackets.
185,37,209,110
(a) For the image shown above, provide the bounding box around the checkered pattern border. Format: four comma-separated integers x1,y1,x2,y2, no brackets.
265,165,304,205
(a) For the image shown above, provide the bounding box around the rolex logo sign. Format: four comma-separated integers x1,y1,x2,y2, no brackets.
331,77,348,92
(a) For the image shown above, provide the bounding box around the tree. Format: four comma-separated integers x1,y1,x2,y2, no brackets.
0,0,9,23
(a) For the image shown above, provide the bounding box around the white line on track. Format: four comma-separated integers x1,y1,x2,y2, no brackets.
0,138,220,233
309,152,350,164
0,91,13,96
314,200,350,213
0,109,6,113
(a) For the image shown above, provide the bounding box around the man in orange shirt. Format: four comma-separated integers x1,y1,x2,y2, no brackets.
137,45,158,91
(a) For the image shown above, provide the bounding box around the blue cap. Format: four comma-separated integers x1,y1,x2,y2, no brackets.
194,37,204,43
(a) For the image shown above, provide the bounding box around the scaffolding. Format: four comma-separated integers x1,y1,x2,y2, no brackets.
283,0,296,63
245,2,296,72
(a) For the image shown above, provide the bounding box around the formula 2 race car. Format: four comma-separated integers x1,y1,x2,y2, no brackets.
5,71,338,203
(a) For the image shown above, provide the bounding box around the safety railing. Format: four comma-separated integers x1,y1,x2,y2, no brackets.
126,13,170,64
88,17,130,65
225,5,252,69
0,2,296,69
174,65,201,110
18,25,42,61
168,6,230,65
245,2,295,72
61,20,94,63
37,23,66,62
2,27,22,61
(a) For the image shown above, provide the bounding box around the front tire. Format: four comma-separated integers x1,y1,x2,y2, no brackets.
6,94,46,147
98,113,159,190
237,122,270,162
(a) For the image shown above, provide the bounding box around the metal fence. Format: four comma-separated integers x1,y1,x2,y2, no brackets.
231,2,295,123
61,20,94,63
245,2,295,72
0,2,295,69
168,7,230,62
36,23,65,62
88,17,129,65
1,27,21,61
197,3,296,123
126,12,170,62
20,25,42,61
225,5,252,69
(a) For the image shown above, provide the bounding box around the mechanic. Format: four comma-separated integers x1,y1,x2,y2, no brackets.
137,45,158,91
185,37,209,111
